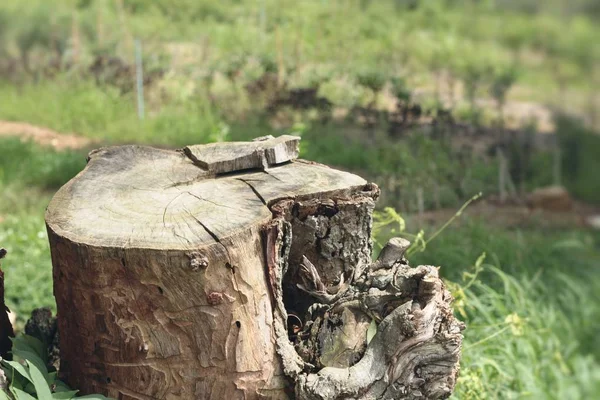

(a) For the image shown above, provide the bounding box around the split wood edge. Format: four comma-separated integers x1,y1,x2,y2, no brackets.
184,135,300,174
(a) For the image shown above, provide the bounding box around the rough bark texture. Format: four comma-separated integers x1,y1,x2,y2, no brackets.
46,137,463,399
25,308,60,371
0,248,14,360
265,200,463,400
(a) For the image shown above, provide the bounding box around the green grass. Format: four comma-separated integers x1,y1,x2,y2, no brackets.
452,263,600,399
375,218,600,399
0,139,85,329
0,201,54,331
0,79,224,147
0,138,86,189
0,0,597,112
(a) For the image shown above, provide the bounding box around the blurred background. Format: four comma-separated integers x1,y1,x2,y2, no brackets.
0,0,598,398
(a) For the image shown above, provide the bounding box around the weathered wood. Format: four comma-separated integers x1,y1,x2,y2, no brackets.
266,203,463,400
46,137,463,399
184,135,300,174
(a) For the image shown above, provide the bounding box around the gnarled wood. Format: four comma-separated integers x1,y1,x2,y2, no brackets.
46,137,463,399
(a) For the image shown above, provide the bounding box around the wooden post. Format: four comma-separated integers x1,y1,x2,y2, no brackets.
46,136,463,399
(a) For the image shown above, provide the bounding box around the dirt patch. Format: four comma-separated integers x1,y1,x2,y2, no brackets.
0,121,93,150
410,199,600,231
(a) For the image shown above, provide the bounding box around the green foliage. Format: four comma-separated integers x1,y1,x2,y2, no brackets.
0,140,87,328
374,209,600,398
355,68,386,94
457,51,492,114
1,335,110,399
390,76,411,103
0,79,221,147
0,194,55,330
489,64,519,111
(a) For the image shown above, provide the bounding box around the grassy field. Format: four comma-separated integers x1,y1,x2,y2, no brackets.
0,0,599,398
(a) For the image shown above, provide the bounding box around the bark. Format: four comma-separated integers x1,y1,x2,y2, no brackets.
46,137,463,399
25,308,60,371
0,248,14,360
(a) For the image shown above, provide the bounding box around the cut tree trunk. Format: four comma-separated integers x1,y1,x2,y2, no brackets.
46,136,463,399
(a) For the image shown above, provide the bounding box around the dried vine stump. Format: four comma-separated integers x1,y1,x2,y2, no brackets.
46,136,463,399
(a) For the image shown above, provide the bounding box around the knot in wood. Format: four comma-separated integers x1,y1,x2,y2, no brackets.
188,252,209,271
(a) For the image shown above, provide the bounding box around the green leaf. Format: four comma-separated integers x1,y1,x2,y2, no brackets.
4,361,32,384
366,319,377,344
0,390,11,400
2,365,26,391
12,335,47,363
474,252,487,269
13,349,49,378
53,380,73,393
10,387,36,400
23,381,36,396
27,360,53,399
47,372,57,384
52,391,79,399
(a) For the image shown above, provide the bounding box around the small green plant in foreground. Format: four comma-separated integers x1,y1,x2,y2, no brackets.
0,335,110,399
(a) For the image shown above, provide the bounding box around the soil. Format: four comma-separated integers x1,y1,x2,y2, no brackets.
0,121,93,150
410,199,600,231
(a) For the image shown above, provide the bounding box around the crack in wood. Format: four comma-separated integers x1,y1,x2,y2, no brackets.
237,178,267,205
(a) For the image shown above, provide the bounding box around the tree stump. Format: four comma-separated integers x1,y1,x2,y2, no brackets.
46,136,463,399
